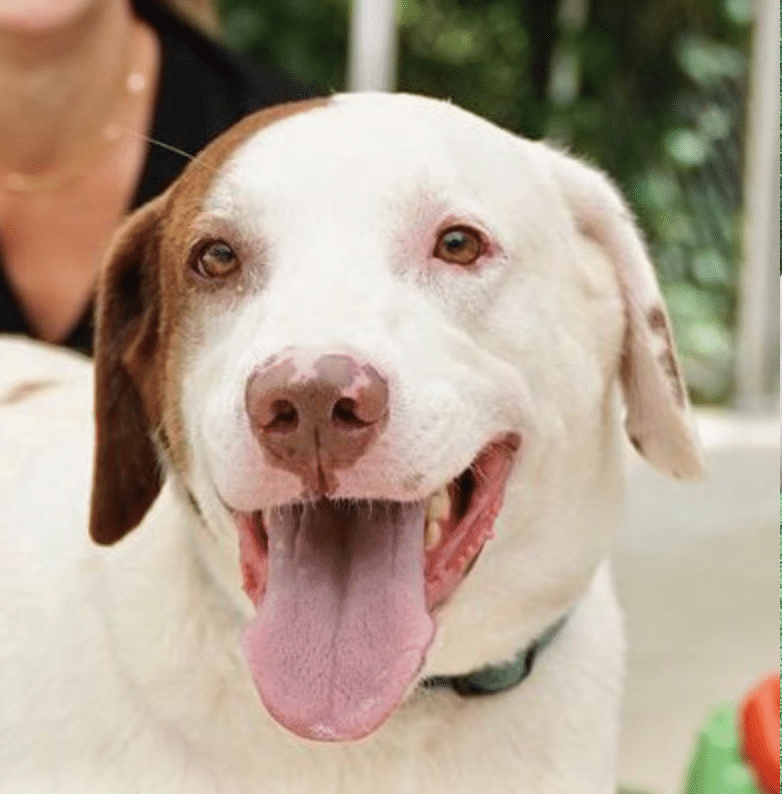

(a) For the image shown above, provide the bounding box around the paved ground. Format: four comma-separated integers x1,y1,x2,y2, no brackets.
614,410,778,794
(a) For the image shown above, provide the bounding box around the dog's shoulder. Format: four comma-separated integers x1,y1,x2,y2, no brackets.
0,335,91,394
0,339,113,779
0,336,95,574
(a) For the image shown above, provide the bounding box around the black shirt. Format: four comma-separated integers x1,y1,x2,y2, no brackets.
0,0,311,354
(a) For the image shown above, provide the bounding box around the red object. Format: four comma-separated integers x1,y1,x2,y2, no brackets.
740,672,780,794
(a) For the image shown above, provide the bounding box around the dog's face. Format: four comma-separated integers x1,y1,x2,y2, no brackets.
90,94,701,743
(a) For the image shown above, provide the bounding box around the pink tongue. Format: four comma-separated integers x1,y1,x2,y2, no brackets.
242,500,433,742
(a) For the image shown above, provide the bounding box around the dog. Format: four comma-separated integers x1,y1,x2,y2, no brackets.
0,93,702,793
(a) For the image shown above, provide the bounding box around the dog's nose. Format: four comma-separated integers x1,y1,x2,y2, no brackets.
246,352,389,490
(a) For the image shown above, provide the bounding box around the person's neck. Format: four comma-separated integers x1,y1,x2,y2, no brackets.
0,1,138,176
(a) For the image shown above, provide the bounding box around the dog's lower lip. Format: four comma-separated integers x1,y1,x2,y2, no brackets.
423,432,520,608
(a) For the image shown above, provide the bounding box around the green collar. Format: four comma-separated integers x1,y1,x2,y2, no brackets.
421,616,568,696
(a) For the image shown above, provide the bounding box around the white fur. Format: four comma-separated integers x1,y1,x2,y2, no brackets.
0,93,700,792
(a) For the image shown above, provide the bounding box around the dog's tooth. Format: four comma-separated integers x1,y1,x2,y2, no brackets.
425,519,442,551
426,488,450,523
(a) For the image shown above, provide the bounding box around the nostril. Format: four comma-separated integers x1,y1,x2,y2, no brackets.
264,399,299,433
331,397,371,429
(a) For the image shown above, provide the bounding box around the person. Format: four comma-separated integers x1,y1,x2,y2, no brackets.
0,0,311,354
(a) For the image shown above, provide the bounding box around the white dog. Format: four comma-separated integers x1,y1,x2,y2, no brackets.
0,93,702,793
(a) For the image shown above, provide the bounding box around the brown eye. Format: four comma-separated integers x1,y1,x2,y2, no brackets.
193,240,240,279
433,226,483,266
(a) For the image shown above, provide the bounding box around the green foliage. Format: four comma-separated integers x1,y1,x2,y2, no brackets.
219,0,753,404
221,0,350,91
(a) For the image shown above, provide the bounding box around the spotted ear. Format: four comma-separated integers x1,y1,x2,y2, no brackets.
550,148,704,480
90,194,168,545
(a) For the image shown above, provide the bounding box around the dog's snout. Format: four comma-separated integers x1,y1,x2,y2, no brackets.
246,352,389,490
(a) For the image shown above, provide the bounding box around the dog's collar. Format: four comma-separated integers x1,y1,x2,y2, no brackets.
421,615,568,696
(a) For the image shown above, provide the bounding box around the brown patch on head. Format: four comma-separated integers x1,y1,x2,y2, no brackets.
165,98,331,246
90,97,331,545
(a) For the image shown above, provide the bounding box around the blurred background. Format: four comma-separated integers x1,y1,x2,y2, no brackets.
187,2,778,792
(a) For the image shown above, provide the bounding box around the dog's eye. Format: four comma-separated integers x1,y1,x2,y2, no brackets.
433,226,484,266
193,241,240,279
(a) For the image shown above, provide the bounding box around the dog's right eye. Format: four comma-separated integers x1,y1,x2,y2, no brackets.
192,241,240,280
433,226,484,266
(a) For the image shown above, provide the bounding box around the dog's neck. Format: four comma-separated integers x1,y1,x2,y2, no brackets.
421,615,568,696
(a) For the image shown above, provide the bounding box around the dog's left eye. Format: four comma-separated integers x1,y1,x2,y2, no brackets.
192,241,240,279
433,226,484,266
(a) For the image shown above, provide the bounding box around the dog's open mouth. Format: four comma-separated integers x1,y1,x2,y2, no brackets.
235,433,520,742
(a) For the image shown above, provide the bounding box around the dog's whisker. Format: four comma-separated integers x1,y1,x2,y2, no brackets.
108,125,196,162
109,126,222,180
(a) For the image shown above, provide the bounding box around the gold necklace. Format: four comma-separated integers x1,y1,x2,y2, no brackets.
0,30,148,194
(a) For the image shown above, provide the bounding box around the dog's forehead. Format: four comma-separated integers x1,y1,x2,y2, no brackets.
199,93,538,219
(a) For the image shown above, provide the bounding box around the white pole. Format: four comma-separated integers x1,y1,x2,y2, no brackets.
347,0,398,92
734,0,780,411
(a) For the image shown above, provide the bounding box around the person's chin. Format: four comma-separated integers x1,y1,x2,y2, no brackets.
0,0,106,37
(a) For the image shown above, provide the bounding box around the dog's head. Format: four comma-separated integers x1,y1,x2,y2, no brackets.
89,94,702,742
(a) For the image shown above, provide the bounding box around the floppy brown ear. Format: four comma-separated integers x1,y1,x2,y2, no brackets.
90,194,168,545
550,149,704,480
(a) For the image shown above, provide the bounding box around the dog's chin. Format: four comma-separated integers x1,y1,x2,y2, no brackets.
230,432,520,743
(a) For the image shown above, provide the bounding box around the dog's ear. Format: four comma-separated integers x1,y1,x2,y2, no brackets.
550,149,704,480
90,194,168,545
